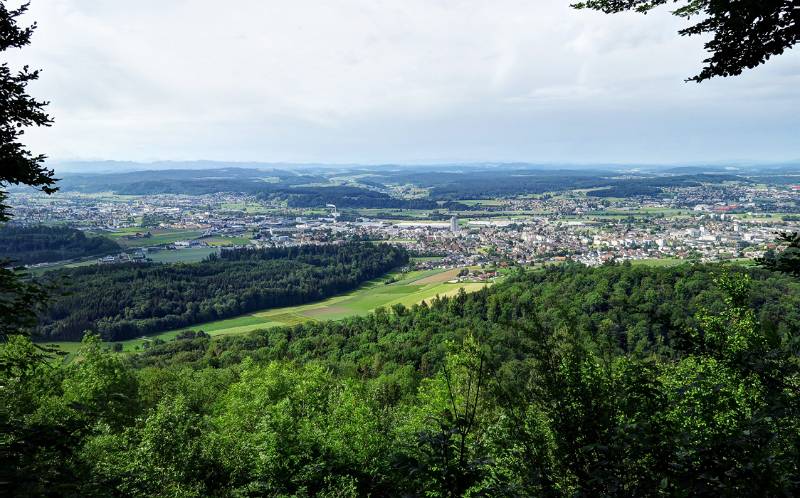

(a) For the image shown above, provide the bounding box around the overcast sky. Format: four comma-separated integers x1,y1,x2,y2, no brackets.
7,0,800,165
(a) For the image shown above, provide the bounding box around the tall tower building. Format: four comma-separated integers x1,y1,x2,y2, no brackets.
450,216,459,233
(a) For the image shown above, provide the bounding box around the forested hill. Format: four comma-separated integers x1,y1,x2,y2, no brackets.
0,225,120,265
259,186,442,209
7,262,800,497
139,262,800,369
33,242,407,342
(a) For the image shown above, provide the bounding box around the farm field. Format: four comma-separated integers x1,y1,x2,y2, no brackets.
43,266,493,353
106,228,205,248
202,236,252,246
146,247,218,263
459,199,506,206
352,208,437,218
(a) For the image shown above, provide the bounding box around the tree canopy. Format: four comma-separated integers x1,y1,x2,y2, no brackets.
758,231,800,277
0,1,56,221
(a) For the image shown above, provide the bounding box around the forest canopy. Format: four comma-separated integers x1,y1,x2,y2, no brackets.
4,262,800,496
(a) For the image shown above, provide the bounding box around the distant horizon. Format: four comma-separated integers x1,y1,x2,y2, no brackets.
48,158,800,175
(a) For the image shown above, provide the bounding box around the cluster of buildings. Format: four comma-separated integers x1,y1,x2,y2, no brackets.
7,180,798,269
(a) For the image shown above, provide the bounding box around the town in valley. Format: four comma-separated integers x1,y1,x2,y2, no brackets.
9,164,799,272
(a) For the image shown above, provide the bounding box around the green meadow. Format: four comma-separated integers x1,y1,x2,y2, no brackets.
107,228,205,248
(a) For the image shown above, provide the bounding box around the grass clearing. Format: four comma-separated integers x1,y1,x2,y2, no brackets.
392,269,443,285
414,268,461,284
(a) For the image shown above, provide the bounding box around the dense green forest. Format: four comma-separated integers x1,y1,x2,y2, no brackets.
0,225,120,265
32,243,407,342
4,262,799,497
259,186,441,209
54,168,326,195
367,170,742,200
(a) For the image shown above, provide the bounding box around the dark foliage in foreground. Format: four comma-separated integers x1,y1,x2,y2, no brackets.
0,0,57,342
0,1,56,223
759,231,800,277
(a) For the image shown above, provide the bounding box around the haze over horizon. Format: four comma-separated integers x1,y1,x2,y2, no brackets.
8,0,800,165
46,159,800,176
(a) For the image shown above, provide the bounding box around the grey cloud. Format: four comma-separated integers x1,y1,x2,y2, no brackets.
6,0,799,164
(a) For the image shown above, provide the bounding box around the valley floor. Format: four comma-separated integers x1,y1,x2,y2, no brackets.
45,266,492,353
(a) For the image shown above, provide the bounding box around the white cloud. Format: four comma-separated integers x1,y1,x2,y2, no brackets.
5,0,799,164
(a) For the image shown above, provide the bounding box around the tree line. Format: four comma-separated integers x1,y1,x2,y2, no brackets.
0,224,121,265
32,242,407,342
